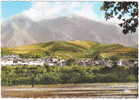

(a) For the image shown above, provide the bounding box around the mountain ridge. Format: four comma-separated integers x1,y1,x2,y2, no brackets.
1,15,138,47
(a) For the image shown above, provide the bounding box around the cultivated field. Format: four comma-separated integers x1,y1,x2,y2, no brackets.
1,83,138,98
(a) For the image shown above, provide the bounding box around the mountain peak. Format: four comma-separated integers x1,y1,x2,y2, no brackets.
1,15,138,47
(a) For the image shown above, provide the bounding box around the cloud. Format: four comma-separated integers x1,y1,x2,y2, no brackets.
23,2,99,21
22,1,122,28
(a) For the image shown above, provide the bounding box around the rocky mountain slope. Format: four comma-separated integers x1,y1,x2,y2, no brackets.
1,15,138,47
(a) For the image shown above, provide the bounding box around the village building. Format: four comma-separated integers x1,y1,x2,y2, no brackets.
117,59,127,66
1,55,138,67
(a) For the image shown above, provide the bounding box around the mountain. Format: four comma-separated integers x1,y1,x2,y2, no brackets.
2,41,137,59
1,15,138,47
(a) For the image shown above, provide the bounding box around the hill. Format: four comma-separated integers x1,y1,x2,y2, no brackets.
84,43,137,59
1,41,137,59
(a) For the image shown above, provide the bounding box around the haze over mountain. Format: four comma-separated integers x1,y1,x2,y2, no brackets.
1,15,138,47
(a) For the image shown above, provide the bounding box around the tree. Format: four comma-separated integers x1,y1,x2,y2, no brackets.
101,2,138,34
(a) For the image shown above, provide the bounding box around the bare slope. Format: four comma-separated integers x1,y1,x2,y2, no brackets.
1,15,138,47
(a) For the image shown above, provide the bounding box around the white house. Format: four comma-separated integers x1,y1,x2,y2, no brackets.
58,59,66,66
28,60,45,66
47,62,55,66
1,60,14,66
117,59,128,66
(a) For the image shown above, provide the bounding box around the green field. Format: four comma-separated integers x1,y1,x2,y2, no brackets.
2,65,138,86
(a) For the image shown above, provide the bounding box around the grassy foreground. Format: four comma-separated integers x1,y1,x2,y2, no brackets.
2,83,138,98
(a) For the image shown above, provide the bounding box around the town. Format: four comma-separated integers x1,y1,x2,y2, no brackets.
1,55,138,67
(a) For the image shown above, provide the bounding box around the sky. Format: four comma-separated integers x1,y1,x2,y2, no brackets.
1,1,106,22
1,1,32,20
